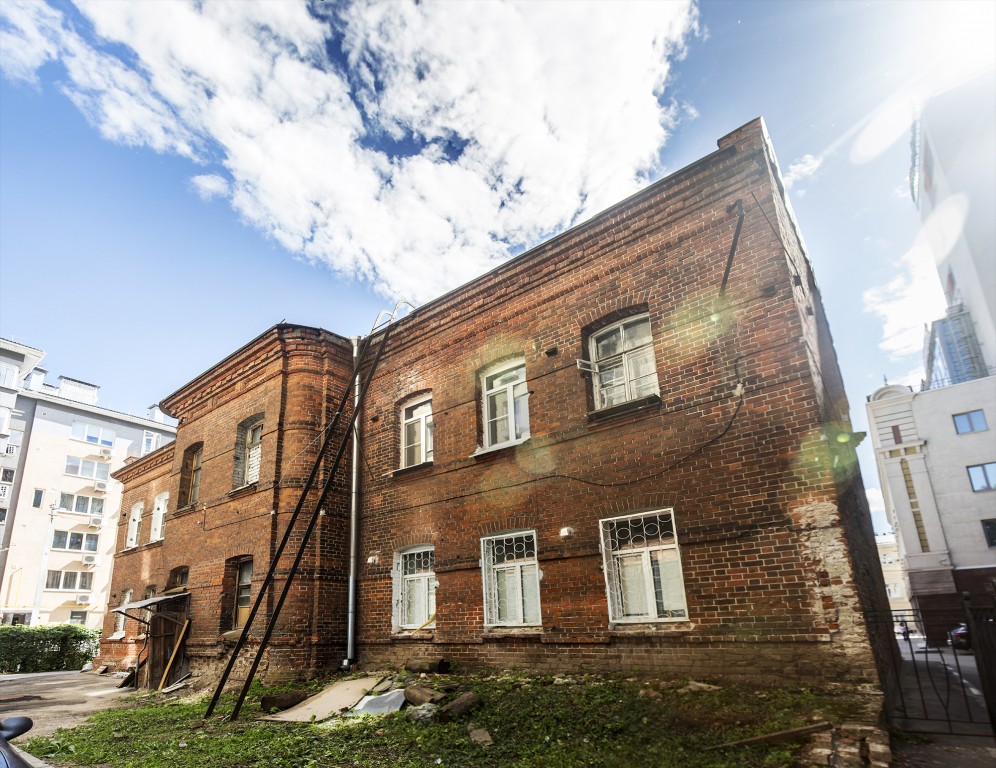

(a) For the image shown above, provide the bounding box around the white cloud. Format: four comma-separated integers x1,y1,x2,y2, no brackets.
862,199,953,361
0,0,62,82
864,487,891,534
782,153,822,189
865,487,885,518
190,174,230,201
0,0,700,304
893,366,924,389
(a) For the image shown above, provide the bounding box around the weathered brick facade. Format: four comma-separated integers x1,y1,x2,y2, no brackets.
101,118,891,691
99,325,355,682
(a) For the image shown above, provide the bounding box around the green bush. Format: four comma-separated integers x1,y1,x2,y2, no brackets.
0,624,100,673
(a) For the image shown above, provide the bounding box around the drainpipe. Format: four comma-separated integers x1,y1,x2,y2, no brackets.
343,336,362,670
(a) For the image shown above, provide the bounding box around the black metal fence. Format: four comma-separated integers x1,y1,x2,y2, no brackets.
870,604,993,737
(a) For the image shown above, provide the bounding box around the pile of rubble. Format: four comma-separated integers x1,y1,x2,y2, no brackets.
258,658,492,742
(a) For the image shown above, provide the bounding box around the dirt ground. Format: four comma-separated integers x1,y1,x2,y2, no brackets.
0,671,133,741
3,671,994,766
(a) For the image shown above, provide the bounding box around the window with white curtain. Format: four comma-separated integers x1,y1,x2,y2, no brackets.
481,531,541,626
600,509,687,622
394,546,437,630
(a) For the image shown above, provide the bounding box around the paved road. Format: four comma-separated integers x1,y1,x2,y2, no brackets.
0,671,132,741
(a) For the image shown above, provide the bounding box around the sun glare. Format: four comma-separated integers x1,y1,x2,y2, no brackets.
922,0,996,96
850,0,995,166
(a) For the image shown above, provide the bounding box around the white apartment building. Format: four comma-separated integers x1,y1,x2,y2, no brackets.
866,71,996,644
0,339,175,629
866,377,995,641
875,532,913,615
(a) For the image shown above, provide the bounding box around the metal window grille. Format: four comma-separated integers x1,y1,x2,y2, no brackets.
399,548,436,628
482,532,541,626
600,510,687,622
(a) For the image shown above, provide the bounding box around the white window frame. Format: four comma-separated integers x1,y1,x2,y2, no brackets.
401,396,434,468
234,558,253,629
480,360,530,450
587,315,660,410
391,545,439,632
71,422,116,447
600,509,688,623
394,546,437,630
481,531,541,627
59,492,105,516
149,492,168,543
68,610,88,625
126,502,143,548
0,407,10,436
954,410,988,434
142,431,161,456
44,570,93,591
245,423,262,485
64,456,110,481
0,484,9,503
0,363,18,389
51,530,99,552
115,588,133,633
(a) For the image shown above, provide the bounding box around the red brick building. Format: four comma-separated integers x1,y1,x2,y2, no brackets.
100,118,892,690
99,326,355,685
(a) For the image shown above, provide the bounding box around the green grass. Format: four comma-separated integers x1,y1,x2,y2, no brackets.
23,672,867,768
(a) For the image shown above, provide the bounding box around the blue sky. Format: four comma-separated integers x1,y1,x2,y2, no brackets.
1,0,993,533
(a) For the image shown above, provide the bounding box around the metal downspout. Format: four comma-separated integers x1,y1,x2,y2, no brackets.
344,336,362,669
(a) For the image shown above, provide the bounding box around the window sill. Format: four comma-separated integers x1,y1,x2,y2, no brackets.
228,483,258,499
392,629,435,640
608,621,693,637
107,631,126,641
393,461,433,478
587,394,661,423
483,625,543,638
471,435,530,459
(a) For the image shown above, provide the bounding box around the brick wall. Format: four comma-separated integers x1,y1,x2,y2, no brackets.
102,118,891,691
99,325,355,683
353,118,886,686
